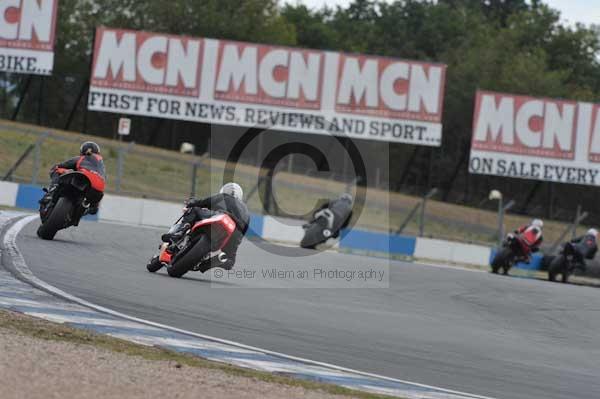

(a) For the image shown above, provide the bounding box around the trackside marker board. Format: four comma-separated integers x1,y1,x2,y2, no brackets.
469,90,600,186
87,27,447,146
0,0,59,75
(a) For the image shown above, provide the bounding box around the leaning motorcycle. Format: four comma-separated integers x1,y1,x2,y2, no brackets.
548,242,583,283
300,208,336,249
491,233,533,275
146,210,236,278
37,170,103,240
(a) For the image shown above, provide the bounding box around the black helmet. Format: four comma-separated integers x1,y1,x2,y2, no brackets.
80,141,100,155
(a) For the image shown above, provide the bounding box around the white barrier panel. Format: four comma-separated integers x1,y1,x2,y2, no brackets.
140,199,182,227
98,195,143,225
262,216,305,244
414,238,491,266
0,181,18,207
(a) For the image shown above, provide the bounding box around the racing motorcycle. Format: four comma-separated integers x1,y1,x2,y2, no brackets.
491,233,534,275
300,208,336,249
37,170,103,240
146,210,236,278
548,242,584,283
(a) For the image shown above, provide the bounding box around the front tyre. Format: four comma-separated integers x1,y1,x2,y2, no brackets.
491,247,512,274
167,235,210,278
37,197,72,240
301,223,325,249
146,256,164,273
548,255,565,282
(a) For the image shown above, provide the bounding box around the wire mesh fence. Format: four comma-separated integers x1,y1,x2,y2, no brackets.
0,120,592,248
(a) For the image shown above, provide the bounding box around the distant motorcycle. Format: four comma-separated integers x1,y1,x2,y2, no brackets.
146,210,236,278
300,208,337,249
37,170,103,240
491,233,533,275
548,242,584,283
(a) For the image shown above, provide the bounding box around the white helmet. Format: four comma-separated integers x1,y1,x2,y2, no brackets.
220,182,243,201
531,219,544,228
588,228,598,238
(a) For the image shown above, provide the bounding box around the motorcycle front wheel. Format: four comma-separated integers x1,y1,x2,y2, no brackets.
167,235,210,278
491,247,512,274
548,255,567,282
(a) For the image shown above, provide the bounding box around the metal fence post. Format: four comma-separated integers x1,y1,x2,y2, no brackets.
31,132,50,185
572,205,582,239
190,162,198,198
497,199,515,246
287,153,293,173
419,188,438,237
550,206,588,253
116,147,124,192
497,196,504,247
115,142,135,193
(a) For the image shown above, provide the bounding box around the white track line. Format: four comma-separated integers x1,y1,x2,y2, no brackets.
4,214,495,399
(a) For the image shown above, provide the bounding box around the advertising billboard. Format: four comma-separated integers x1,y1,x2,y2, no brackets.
88,27,447,145
0,0,59,75
470,90,600,186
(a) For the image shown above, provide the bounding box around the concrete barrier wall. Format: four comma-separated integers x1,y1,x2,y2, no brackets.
0,181,18,207
261,216,305,243
414,238,491,266
5,182,537,269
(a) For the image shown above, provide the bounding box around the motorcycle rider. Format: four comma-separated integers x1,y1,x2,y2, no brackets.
511,218,544,260
161,183,250,271
569,228,599,267
40,141,106,215
307,193,354,237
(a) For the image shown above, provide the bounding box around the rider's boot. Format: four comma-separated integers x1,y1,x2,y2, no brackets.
161,223,190,243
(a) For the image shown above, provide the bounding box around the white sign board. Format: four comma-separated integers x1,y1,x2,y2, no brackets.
118,117,131,135
88,27,447,146
0,0,59,75
469,90,600,186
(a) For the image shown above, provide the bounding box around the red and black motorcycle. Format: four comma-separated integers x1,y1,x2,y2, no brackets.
37,170,103,240
146,210,236,278
491,233,534,275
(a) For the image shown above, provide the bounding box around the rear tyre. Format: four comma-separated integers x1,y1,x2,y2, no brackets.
548,255,565,282
37,197,72,241
167,236,210,278
491,248,511,274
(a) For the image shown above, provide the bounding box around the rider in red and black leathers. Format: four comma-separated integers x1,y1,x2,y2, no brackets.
43,142,106,214
514,219,544,255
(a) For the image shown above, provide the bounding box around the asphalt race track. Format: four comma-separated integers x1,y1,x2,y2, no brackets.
16,219,600,399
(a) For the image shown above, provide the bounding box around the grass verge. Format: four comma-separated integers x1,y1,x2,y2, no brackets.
0,119,589,245
0,309,398,399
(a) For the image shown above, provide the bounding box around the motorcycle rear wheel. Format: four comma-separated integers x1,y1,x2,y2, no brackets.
37,197,72,241
167,235,210,278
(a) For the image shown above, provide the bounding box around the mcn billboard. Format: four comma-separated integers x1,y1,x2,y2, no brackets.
0,0,59,75
470,90,600,186
88,27,447,145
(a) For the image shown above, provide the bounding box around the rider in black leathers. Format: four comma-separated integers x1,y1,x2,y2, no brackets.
570,228,599,268
308,193,353,237
162,183,250,271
